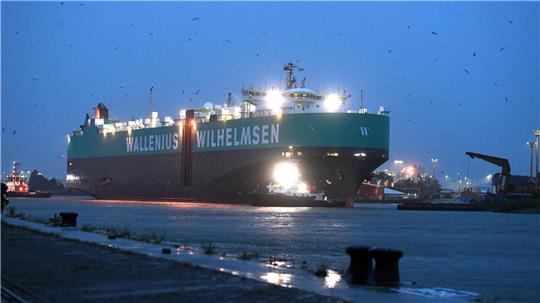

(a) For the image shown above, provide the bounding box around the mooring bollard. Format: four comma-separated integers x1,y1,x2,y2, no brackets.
345,246,372,284
59,212,78,227
369,248,403,285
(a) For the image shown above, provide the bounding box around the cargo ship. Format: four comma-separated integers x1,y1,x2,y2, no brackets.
66,62,390,203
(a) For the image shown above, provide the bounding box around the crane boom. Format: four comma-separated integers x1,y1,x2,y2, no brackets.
465,152,511,194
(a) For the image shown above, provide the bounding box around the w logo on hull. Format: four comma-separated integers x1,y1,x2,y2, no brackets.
359,126,370,136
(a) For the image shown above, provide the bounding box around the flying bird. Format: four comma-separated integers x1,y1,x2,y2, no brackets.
1,127,4,133
505,97,509,102
508,20,513,24
473,52,477,57
15,30,19,35
12,130,17,136
148,32,154,36
187,38,192,42
256,53,259,57
387,49,392,53
407,25,411,29
225,39,232,43
407,93,413,97
191,17,201,21
434,58,439,62
464,69,470,74
182,90,184,94
56,22,63,26
194,89,200,95
499,47,505,51
60,1,64,5
32,77,37,81
431,31,438,35
494,82,499,87
113,46,121,51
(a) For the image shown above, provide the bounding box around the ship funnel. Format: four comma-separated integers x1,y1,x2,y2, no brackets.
94,103,109,120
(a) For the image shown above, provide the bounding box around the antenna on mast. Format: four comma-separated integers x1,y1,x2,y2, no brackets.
149,86,154,117
283,61,297,89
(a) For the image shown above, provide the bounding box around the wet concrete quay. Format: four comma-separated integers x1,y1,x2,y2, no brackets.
1,224,340,303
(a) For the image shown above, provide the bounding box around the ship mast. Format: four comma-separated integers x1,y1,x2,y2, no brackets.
149,86,154,118
283,61,297,89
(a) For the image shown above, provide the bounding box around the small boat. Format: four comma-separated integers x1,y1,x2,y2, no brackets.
5,162,52,198
251,183,345,207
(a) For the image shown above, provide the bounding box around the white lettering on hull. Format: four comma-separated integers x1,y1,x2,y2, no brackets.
126,133,179,153
195,123,280,149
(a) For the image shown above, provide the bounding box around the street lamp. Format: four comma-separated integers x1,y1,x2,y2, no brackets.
534,129,540,188
431,158,438,180
527,141,535,178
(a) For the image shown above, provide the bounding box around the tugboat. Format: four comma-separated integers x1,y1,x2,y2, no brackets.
250,158,345,207
5,162,52,198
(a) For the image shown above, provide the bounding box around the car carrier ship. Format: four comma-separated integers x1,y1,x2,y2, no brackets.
66,62,390,203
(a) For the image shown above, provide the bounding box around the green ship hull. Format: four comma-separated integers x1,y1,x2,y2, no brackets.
67,112,389,203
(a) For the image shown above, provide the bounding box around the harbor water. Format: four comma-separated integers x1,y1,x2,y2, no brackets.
6,196,540,302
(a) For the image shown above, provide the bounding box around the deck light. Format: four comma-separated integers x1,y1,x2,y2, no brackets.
324,94,341,112
265,89,284,114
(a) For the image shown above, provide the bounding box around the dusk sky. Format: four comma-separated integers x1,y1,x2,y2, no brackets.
2,1,539,188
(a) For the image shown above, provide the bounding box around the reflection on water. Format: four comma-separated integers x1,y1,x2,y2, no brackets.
260,272,293,287
324,269,342,288
8,196,540,302
254,206,310,213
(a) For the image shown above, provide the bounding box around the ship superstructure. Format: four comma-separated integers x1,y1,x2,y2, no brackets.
67,62,390,203
6,162,29,193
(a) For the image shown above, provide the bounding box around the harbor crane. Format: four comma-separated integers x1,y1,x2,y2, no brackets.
465,152,510,195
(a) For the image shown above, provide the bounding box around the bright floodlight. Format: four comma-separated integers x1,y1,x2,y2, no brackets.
297,182,308,194
265,89,285,114
324,94,341,112
273,162,300,189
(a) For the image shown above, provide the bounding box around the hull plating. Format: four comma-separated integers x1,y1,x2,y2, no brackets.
67,147,387,202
